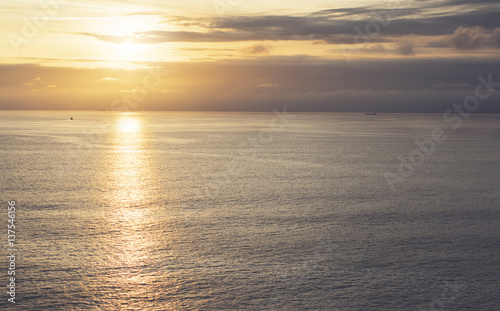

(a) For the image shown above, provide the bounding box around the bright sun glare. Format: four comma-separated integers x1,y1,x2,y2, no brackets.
117,40,143,61
117,117,141,133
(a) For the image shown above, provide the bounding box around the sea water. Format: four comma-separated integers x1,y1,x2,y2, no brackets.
0,111,499,310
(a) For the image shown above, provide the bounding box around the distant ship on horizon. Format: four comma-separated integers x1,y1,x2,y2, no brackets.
365,112,378,115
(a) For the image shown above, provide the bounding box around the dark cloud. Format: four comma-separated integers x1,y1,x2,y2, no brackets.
340,43,415,56
443,0,500,5
205,10,500,37
449,26,500,49
312,7,419,18
365,44,387,53
242,43,272,55
1,58,499,113
75,31,256,43
76,5,500,46
395,41,415,55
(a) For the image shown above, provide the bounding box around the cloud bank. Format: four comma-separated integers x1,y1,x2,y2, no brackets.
1,58,499,112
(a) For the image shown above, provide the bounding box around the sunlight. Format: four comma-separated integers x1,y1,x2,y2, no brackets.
117,116,141,133
91,112,169,308
116,39,144,61
99,16,155,62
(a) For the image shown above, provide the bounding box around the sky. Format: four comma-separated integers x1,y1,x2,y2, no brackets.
0,0,499,112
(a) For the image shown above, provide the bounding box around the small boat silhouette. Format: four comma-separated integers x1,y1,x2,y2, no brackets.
70,117,73,120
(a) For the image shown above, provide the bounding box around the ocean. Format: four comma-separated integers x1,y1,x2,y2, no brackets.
1,110,499,310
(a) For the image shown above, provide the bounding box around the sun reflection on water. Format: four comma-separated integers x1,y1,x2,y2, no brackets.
110,115,152,259
91,114,170,308
81,114,186,309
117,116,142,133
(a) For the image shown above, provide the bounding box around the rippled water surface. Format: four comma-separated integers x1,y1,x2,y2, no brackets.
1,111,499,310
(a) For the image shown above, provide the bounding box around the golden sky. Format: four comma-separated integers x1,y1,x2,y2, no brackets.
1,0,500,111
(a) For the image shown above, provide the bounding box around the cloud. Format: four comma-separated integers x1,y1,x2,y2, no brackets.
346,42,414,56
431,82,470,89
312,7,419,18
242,43,272,55
74,3,500,46
366,44,387,52
76,30,265,44
1,58,499,112
449,26,500,49
395,41,415,55
256,83,277,88
443,0,500,5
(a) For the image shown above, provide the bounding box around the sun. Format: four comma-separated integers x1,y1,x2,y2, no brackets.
117,39,143,61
